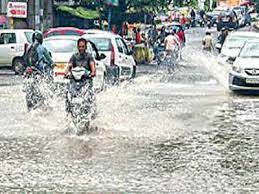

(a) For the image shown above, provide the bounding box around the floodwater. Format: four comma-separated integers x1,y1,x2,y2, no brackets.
0,28,258,193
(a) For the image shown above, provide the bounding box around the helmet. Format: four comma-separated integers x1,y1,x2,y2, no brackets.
32,30,43,44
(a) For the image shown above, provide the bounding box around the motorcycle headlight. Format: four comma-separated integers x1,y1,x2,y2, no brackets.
232,65,242,73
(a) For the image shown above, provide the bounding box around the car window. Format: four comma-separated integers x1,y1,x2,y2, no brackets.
65,30,81,36
47,32,62,37
240,42,259,58
24,31,33,43
115,38,124,53
87,38,111,51
43,39,77,53
0,33,16,44
120,38,129,54
224,36,256,49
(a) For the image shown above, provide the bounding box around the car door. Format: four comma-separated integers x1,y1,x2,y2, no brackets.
120,38,135,75
87,41,105,89
0,32,17,65
115,38,133,78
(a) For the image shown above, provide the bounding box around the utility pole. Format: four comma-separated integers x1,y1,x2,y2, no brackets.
35,0,40,30
108,6,112,31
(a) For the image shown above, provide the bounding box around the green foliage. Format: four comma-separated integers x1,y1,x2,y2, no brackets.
57,5,99,19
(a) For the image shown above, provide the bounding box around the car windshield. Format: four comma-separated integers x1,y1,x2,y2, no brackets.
224,36,254,49
24,31,33,43
87,38,111,51
239,42,259,58
43,39,77,53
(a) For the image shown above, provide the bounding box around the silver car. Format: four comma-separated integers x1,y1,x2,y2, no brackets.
217,31,259,66
229,40,259,91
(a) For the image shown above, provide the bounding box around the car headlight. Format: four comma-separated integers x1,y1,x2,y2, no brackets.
232,65,242,73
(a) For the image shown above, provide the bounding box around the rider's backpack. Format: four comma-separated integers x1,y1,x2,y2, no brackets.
26,43,40,67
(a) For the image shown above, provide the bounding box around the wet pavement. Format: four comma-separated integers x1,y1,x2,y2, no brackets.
0,28,258,193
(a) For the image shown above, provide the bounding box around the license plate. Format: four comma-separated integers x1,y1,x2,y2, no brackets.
246,78,259,84
55,63,65,69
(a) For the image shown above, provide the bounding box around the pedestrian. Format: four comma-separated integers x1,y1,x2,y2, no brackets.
217,27,229,46
122,21,128,38
180,14,187,27
202,31,213,52
157,26,167,45
112,25,117,34
199,9,205,22
177,28,186,46
190,9,196,27
135,28,142,44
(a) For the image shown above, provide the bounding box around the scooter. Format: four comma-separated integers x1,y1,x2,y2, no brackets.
65,66,96,135
23,66,52,111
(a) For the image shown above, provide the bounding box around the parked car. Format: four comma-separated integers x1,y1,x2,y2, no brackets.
82,32,136,83
217,8,239,31
0,29,34,74
229,40,259,91
43,36,107,91
43,27,86,38
217,31,259,66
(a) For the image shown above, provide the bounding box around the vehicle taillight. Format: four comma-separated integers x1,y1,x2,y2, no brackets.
111,44,115,66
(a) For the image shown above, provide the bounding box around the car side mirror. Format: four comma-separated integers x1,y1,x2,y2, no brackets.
227,57,236,64
97,53,106,60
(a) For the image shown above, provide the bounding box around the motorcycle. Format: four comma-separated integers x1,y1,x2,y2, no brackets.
154,41,180,73
66,66,96,135
154,42,166,65
23,66,52,111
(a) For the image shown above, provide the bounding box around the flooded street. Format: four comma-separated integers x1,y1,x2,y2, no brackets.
0,28,258,193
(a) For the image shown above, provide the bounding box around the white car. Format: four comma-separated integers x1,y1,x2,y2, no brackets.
229,40,259,91
82,31,136,83
217,31,259,66
0,29,34,74
43,36,107,91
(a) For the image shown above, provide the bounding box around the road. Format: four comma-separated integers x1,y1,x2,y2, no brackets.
0,28,258,193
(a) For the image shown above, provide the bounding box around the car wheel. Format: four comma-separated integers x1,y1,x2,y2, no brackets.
131,66,136,79
12,58,25,75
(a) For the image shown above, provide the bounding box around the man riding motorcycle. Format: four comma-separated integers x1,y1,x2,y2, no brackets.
164,30,181,55
23,31,54,110
65,38,96,127
25,31,53,74
64,38,96,82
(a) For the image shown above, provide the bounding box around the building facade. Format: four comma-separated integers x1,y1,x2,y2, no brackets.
217,0,242,6
0,0,54,30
